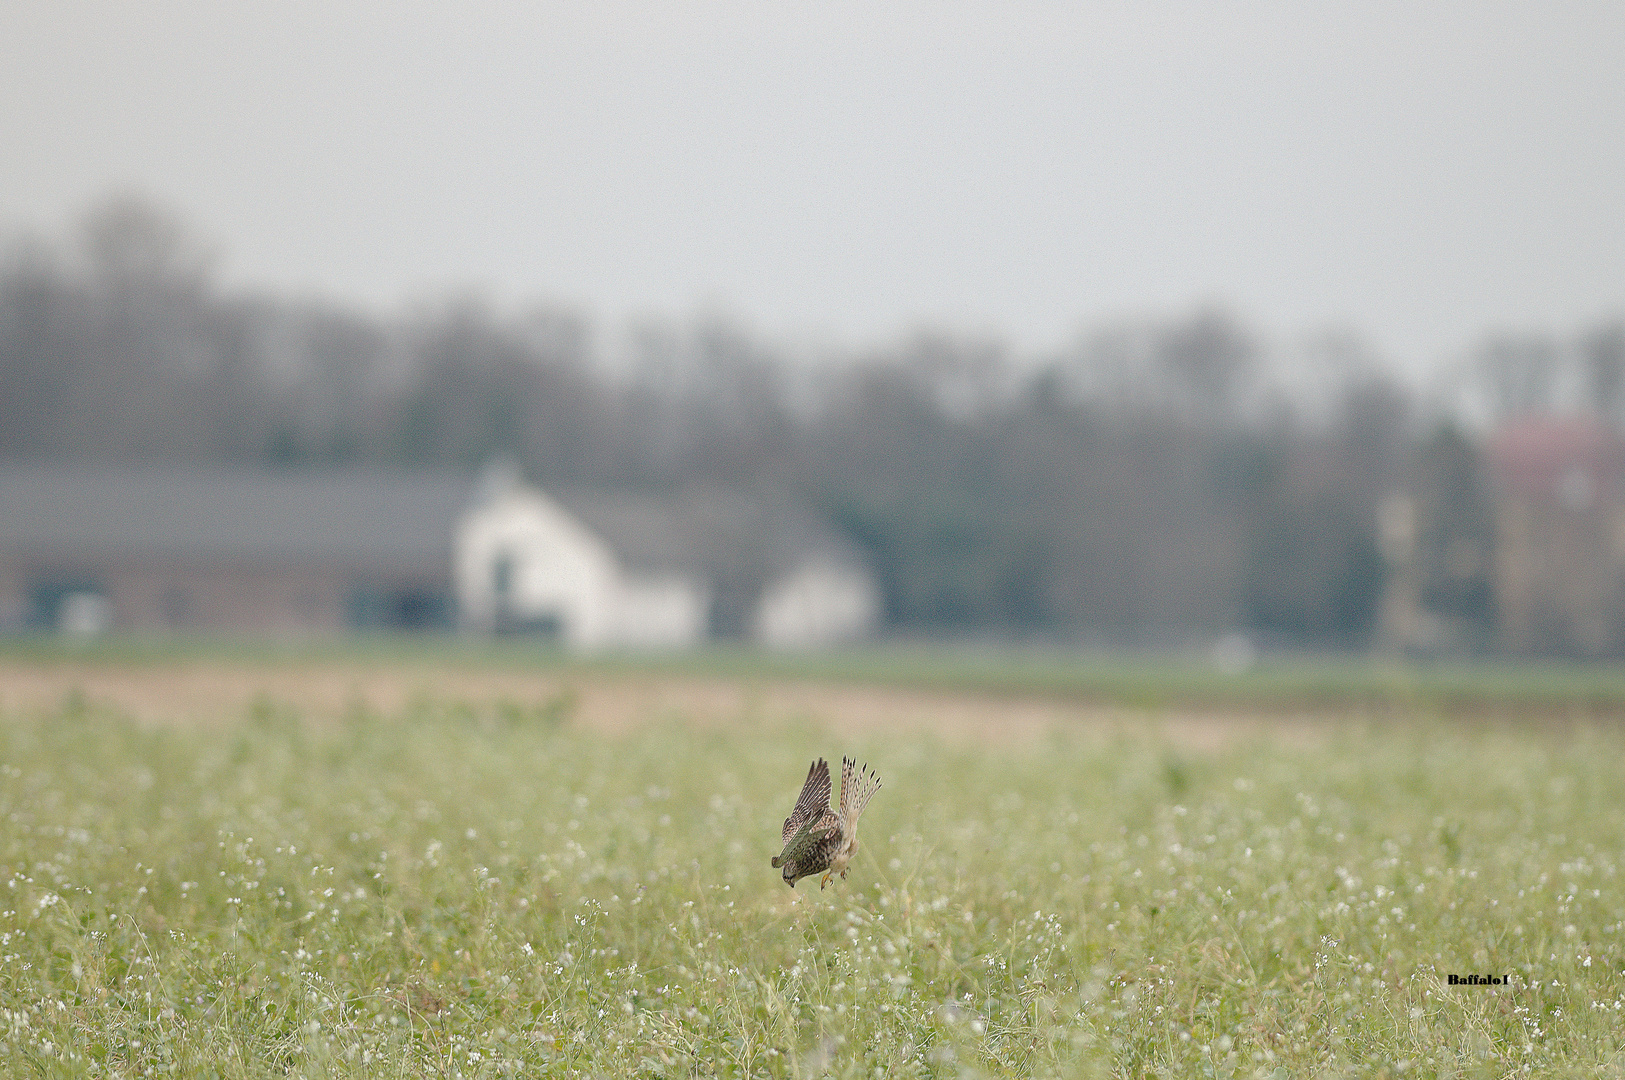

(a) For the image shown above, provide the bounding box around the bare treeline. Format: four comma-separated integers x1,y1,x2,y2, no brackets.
3,197,1620,644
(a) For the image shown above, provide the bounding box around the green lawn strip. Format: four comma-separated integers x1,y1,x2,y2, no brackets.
9,634,1625,715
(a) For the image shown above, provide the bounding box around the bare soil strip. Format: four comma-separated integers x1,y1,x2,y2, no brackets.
0,656,1334,750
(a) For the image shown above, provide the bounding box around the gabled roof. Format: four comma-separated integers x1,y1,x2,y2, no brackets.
551,487,869,637
0,462,476,576
555,487,856,576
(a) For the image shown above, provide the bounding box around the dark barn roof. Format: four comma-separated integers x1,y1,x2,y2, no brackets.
0,463,477,577
0,463,871,636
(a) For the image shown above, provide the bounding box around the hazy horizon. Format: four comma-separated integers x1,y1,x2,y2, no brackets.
3,2,1622,371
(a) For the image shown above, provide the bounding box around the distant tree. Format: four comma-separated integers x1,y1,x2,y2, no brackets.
1473,332,1561,422
615,318,794,489
1332,375,1413,501
392,301,603,479
0,243,83,455
90,195,226,458
1231,375,1410,646
1581,321,1625,427
1410,424,1495,640
79,193,215,299
1152,308,1257,415
1242,485,1385,644
1056,307,1258,425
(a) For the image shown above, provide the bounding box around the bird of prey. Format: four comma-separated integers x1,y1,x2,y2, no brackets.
772,756,881,889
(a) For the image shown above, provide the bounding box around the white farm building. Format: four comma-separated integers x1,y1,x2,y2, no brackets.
455,466,880,649
0,461,880,649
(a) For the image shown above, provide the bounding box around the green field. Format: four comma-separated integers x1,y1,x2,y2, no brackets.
2,655,1624,1077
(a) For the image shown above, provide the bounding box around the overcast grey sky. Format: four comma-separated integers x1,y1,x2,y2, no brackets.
3,2,1622,369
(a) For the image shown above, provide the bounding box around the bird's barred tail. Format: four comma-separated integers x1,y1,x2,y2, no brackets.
840,756,882,830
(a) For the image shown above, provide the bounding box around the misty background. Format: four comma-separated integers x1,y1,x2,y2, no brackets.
3,194,1622,647
2,4,1623,650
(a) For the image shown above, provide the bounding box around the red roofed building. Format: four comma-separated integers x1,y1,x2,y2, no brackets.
1488,415,1625,657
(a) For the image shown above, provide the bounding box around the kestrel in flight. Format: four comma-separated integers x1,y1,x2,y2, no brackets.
772,756,881,889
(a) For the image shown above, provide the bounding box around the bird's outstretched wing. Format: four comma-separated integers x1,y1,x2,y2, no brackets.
773,811,838,869
838,756,882,835
781,758,832,847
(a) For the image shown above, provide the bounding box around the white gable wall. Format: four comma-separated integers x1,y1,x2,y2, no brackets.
456,489,622,648
610,575,710,647
456,487,709,649
753,559,880,649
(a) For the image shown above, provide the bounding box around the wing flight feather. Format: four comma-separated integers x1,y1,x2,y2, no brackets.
838,756,882,834
781,758,832,846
